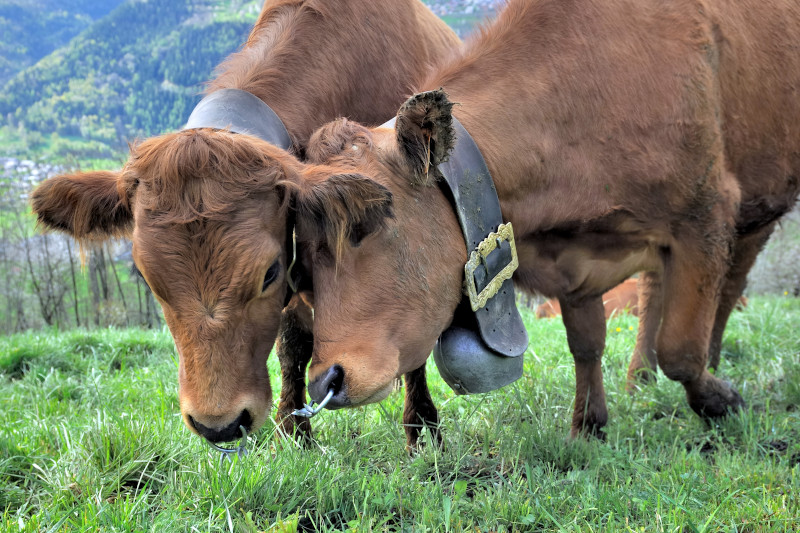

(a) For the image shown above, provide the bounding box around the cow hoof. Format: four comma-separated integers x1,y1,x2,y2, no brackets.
625,367,658,394
275,411,313,446
570,410,608,440
570,424,607,441
685,372,745,418
405,426,444,454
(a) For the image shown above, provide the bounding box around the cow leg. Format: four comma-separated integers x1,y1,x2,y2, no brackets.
560,296,608,439
403,364,441,451
656,242,744,418
707,222,775,370
626,272,663,390
275,294,314,444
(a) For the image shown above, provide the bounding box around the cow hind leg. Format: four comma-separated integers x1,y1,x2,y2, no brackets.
403,364,441,451
275,295,314,444
560,296,608,439
708,222,775,370
656,241,744,419
626,272,663,391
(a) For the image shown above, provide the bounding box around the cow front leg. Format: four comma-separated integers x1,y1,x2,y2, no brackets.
708,222,774,370
275,293,314,444
403,364,441,451
626,272,663,391
561,296,608,439
656,242,744,418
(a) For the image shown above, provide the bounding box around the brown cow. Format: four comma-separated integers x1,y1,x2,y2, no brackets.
536,278,747,320
291,0,800,438
537,278,639,319
30,0,459,446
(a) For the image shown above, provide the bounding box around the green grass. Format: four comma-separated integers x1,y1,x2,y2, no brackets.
1,297,799,531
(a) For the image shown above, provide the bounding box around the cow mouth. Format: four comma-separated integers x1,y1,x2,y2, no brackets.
206,425,249,459
353,381,395,407
187,410,253,443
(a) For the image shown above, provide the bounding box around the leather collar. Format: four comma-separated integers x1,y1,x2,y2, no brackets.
381,115,529,358
184,88,292,149
436,116,528,358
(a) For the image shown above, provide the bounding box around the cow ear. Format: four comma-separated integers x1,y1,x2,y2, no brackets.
395,89,456,186
30,170,133,240
295,172,393,257
306,118,373,164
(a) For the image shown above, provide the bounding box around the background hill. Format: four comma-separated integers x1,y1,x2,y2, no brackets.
0,0,501,333
0,0,498,165
1,0,793,335
0,0,125,86
0,0,262,163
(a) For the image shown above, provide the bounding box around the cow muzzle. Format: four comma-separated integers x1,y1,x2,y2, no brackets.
187,409,253,443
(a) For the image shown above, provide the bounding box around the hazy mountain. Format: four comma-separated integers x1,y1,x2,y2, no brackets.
0,0,495,163
0,0,126,85
1,0,259,160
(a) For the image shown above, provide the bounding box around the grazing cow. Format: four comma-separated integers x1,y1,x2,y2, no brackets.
537,278,639,319
291,0,800,438
30,0,459,446
536,278,747,320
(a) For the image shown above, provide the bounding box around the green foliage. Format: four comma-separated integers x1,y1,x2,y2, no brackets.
1,298,799,531
439,14,491,37
0,0,255,160
0,0,495,163
0,0,125,85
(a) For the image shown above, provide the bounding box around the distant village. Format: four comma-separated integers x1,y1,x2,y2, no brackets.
425,0,503,15
0,157,61,196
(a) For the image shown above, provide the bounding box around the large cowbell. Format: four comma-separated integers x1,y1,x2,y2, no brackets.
431,117,529,394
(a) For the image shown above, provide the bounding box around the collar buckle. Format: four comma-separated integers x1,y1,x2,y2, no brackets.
463,222,518,311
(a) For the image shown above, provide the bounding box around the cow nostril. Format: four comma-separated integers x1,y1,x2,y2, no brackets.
308,365,346,406
327,364,345,395
236,409,253,432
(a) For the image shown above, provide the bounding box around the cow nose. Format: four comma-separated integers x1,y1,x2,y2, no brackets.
188,410,253,443
308,364,349,409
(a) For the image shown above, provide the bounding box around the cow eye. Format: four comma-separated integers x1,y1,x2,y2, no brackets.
262,261,281,292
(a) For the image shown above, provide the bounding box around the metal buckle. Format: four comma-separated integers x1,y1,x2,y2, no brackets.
463,222,518,311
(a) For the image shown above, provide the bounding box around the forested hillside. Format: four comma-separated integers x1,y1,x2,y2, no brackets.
0,0,497,164
0,0,500,333
0,0,496,165
0,0,260,162
0,0,125,85
0,0,795,336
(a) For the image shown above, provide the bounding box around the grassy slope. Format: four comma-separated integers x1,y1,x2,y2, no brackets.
1,297,799,531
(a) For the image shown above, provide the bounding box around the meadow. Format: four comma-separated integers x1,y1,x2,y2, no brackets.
1,297,799,532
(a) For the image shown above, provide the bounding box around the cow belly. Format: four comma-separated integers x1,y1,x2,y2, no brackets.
514,229,663,303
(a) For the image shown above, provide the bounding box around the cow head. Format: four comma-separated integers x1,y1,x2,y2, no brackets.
294,91,467,408
31,129,311,444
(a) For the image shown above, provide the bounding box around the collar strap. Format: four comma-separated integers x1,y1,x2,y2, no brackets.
437,117,528,358
183,88,292,150
382,115,529,358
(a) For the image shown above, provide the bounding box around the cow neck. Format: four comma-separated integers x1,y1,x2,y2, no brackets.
382,116,529,358
183,88,300,306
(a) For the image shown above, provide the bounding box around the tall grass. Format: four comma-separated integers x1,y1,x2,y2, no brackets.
1,297,799,531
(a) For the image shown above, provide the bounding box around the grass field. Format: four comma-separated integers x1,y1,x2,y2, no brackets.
1,297,799,531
